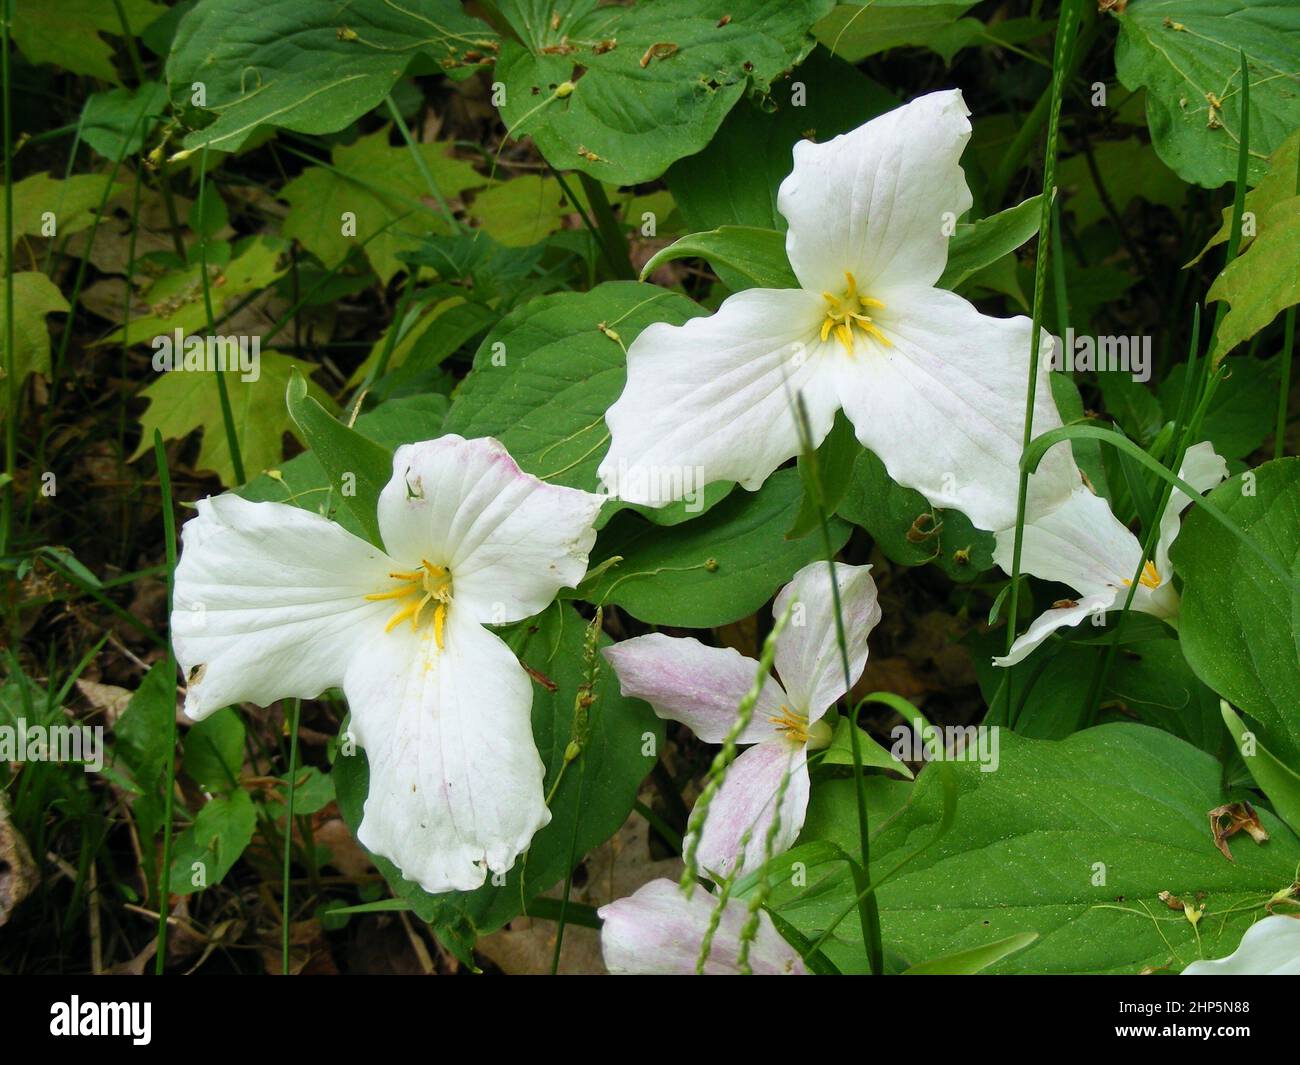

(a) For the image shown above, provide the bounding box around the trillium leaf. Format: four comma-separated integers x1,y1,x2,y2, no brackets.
900,931,1040,975
778,725,1300,974
1221,702,1300,836
1113,0,1300,188
639,226,799,291
585,468,851,628
495,0,836,186
1171,458,1300,768
166,0,496,156
938,194,1041,292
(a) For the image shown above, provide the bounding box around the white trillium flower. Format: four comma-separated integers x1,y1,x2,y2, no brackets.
603,561,880,879
599,878,807,975
597,89,1076,533
171,435,604,893
993,441,1227,667
1182,915,1300,975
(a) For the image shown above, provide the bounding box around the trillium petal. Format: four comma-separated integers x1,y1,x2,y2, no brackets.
598,288,837,506
993,486,1142,598
172,494,394,720
598,878,808,975
836,286,1076,533
1181,915,1300,975
778,89,973,294
1154,440,1228,579
602,634,786,745
774,561,881,720
993,592,1115,668
344,606,549,894
693,740,810,880
377,435,603,625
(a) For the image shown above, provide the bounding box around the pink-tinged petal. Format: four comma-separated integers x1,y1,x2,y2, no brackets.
597,287,838,506
774,561,881,720
778,89,973,294
1182,916,1300,975
836,286,1077,533
602,634,785,745
693,741,810,879
377,435,603,625
598,878,808,975
172,493,394,720
344,605,549,894
993,592,1115,668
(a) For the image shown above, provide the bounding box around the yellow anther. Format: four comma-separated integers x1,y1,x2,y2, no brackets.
367,560,453,642
769,705,811,745
433,602,447,650
1123,560,1162,590
820,274,890,354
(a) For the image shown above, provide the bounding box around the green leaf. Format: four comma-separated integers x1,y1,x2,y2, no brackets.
168,790,257,896
166,0,495,155
467,175,568,248
0,273,69,384
1056,138,1186,231
1208,197,1300,360
332,603,662,942
815,1,981,64
667,47,895,233
837,448,994,581
81,82,169,162
901,931,1039,974
1221,702,1300,835
1158,356,1277,460
284,369,393,549
1171,458,1300,767
1114,0,1300,188
775,725,1300,974
131,350,333,487
181,708,245,794
1191,129,1299,265
639,226,798,291
939,195,1040,291
821,717,914,777
12,0,165,82
494,0,835,186
584,468,850,627
788,411,861,539
1,172,128,268
1098,373,1164,447
113,662,177,800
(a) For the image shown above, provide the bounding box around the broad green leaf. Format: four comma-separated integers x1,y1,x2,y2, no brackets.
777,725,1300,974
496,0,835,186
168,790,257,896
1,172,128,267
467,175,568,248
1208,197,1300,360
12,0,165,82
640,226,798,291
281,128,487,284
181,708,246,794
938,195,1040,292
284,369,393,549
901,931,1039,974
166,0,495,155
788,411,861,539
112,663,176,799
1222,702,1300,835
0,273,69,384
1114,0,1300,188
837,448,994,581
815,1,980,64
584,468,851,627
1158,356,1277,460
1098,373,1164,447
821,717,914,777
1191,129,1299,265
131,351,334,487
1172,458,1300,767
81,82,170,162
667,48,895,233
332,602,662,942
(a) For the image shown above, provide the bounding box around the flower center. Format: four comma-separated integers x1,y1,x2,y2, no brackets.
820,271,890,354
365,560,453,647
767,704,832,750
1122,560,1162,590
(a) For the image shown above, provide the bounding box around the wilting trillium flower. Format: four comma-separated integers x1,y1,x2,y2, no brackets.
599,878,807,975
171,435,603,893
598,89,1075,533
604,561,880,879
993,441,1227,666
1182,916,1300,975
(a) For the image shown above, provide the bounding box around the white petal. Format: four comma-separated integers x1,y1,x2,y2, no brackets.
993,486,1142,598
836,286,1076,533
1155,440,1229,579
602,634,785,745
693,741,810,880
172,494,393,720
343,605,549,894
774,561,881,719
1182,916,1300,975
778,89,973,294
598,878,808,975
598,288,838,506
377,435,603,625
993,592,1115,667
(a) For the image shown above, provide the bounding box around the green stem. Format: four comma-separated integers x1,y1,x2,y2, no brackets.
385,95,462,233
576,172,634,280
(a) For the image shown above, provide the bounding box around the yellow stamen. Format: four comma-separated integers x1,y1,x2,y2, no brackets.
820,272,890,354
1122,560,1162,590
433,602,447,650
367,560,453,642
769,705,811,745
